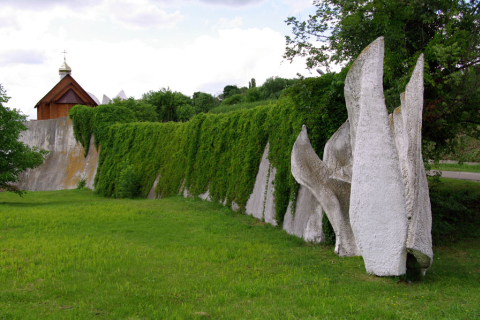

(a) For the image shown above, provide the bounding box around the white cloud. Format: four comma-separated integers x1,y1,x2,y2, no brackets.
0,50,45,66
105,0,185,29
195,0,265,7
282,0,314,13
217,17,243,29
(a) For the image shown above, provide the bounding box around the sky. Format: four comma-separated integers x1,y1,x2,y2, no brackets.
0,0,319,120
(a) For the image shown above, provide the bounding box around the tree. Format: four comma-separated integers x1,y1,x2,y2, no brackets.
246,87,261,102
110,97,157,122
222,85,241,99
249,78,256,89
143,88,192,122
192,92,220,114
0,84,48,195
261,76,291,99
284,0,480,158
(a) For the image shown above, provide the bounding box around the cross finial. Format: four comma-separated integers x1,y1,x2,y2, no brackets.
62,50,67,61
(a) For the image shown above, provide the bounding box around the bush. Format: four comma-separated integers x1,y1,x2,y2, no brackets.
115,163,139,199
222,94,245,106
429,180,480,245
177,104,196,122
76,177,87,190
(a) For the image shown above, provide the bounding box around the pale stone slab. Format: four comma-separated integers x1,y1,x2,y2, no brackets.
345,37,408,276
283,185,324,243
245,142,277,225
323,120,353,183
291,125,359,256
392,55,433,272
147,174,161,199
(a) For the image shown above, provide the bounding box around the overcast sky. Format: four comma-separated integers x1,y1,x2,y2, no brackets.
0,0,317,120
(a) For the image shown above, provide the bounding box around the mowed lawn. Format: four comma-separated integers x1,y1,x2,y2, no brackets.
0,190,479,319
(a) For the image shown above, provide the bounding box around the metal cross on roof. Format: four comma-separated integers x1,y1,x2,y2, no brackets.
62,50,67,61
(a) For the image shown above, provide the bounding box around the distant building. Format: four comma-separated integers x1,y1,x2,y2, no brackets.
34,59,98,120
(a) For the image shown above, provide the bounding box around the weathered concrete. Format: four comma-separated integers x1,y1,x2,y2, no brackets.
147,174,161,199
391,55,433,273
323,121,353,184
16,117,99,191
283,185,324,243
291,125,359,256
245,142,277,225
345,37,408,275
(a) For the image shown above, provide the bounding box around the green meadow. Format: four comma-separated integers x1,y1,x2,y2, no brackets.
1,189,479,319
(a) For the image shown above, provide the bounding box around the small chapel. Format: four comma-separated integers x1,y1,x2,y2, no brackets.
35,57,99,120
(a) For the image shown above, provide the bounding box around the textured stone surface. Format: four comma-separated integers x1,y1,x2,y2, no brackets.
323,121,353,183
345,37,408,276
245,142,277,225
291,125,359,256
147,174,161,199
16,117,99,191
392,55,433,272
283,185,324,243
102,94,111,105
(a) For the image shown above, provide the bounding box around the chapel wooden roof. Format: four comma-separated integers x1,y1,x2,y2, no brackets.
35,74,98,108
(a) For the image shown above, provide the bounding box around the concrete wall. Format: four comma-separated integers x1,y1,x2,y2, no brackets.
16,117,99,191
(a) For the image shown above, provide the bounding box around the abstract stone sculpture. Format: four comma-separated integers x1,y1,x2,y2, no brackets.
291,125,360,257
390,54,433,274
291,37,433,276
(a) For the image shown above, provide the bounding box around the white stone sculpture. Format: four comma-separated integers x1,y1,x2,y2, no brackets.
291,125,360,257
390,54,433,274
345,37,409,276
291,36,433,276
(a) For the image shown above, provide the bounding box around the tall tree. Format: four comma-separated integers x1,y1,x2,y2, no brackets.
0,85,48,195
143,88,192,122
284,0,480,157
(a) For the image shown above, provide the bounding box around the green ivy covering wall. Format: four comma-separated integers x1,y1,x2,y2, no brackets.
69,74,348,224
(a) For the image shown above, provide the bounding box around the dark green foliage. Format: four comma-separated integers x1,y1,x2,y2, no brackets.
115,162,140,199
405,253,423,282
0,84,48,195
222,85,241,99
92,105,137,149
261,76,296,100
143,88,192,122
69,105,95,155
284,0,480,159
192,92,220,114
222,93,246,106
246,87,261,102
284,69,350,156
69,104,137,156
322,214,336,246
76,177,87,190
429,180,480,245
177,104,196,122
110,97,157,122
249,78,256,89
209,100,276,114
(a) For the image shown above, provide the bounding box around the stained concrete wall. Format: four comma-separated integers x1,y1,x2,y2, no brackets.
16,117,99,191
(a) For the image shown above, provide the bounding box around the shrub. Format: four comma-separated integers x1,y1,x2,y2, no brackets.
115,163,139,199
76,176,87,190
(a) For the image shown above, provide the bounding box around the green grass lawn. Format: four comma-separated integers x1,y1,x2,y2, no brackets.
1,190,479,319
431,163,480,173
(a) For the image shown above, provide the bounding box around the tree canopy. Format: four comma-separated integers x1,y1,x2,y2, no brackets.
284,0,480,158
0,85,47,195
